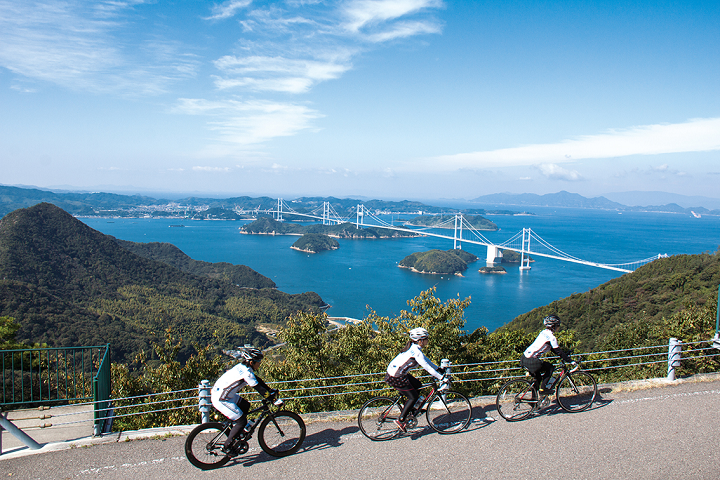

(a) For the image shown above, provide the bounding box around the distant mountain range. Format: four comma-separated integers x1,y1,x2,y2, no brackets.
471,191,720,215
1,184,718,218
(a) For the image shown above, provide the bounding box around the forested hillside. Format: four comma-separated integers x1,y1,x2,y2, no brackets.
115,240,276,289
240,217,417,238
0,203,326,362
399,249,478,275
504,250,720,351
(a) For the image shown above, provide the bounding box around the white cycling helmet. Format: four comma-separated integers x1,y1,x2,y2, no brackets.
409,327,429,341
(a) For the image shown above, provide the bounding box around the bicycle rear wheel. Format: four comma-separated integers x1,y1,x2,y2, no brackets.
496,379,536,422
258,411,306,457
425,390,472,434
556,371,597,412
184,422,231,470
357,396,403,441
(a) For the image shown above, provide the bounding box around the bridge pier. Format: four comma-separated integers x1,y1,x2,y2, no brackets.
486,245,503,265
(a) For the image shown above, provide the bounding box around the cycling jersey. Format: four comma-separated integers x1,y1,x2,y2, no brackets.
386,343,443,380
211,363,270,421
523,329,571,362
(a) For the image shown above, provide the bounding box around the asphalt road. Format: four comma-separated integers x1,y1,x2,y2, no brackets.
2,377,719,480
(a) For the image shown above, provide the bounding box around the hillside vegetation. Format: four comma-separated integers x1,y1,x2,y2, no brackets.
503,250,720,351
0,203,326,362
116,240,276,288
240,217,418,238
399,249,479,275
291,233,339,253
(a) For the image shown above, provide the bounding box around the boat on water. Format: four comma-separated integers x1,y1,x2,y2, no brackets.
691,211,701,218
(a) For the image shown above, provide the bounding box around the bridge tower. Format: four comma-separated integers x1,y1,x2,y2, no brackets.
276,198,283,221
323,202,330,225
356,204,364,229
453,213,463,249
486,245,503,265
520,228,531,270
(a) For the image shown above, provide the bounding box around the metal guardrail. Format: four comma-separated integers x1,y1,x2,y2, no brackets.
1,345,110,407
1,338,718,455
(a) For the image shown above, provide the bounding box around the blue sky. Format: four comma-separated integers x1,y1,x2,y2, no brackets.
1,0,719,201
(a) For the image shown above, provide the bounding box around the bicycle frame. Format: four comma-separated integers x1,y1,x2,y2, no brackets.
207,398,275,446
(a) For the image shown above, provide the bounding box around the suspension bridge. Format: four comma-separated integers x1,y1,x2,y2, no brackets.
236,199,667,273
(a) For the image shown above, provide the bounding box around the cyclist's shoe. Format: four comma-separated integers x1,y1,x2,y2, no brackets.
394,419,407,432
538,388,553,396
222,444,239,457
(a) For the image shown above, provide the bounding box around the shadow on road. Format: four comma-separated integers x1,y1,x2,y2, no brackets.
224,425,361,468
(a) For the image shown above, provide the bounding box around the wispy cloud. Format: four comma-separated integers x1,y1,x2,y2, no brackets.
174,98,323,148
205,0,253,21
0,0,197,95
425,117,720,171
536,164,584,181
341,0,444,38
213,54,352,93
192,166,232,172
193,0,444,152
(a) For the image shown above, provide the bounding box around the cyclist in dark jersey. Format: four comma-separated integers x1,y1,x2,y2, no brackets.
385,327,446,432
520,315,575,396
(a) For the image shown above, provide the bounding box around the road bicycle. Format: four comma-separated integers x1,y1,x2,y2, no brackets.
358,374,472,440
185,394,306,470
496,360,597,422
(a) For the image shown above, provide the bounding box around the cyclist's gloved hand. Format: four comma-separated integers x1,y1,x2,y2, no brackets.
437,366,445,375
273,398,284,406
571,361,578,366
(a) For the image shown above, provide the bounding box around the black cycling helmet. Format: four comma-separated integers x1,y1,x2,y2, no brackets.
543,314,561,329
240,346,264,363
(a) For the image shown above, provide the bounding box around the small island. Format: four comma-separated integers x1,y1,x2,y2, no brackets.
240,217,420,238
500,249,534,264
479,266,507,274
399,249,478,275
291,233,339,253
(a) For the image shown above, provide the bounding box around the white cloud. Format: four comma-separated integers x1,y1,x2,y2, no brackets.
536,164,583,181
174,98,324,147
192,166,231,172
342,0,443,35
0,0,198,95
213,55,352,93
205,0,253,21
425,117,720,171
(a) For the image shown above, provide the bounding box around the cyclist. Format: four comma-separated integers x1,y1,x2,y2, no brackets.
385,327,446,432
520,314,575,397
211,346,280,455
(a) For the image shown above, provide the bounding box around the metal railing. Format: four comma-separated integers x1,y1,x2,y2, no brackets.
2,337,718,455
1,345,110,407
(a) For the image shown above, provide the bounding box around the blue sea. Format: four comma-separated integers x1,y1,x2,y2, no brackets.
81,207,720,333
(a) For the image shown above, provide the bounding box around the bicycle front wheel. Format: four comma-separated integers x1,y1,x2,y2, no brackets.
425,390,472,434
496,379,536,422
357,396,403,441
184,422,231,470
258,410,306,457
556,371,597,412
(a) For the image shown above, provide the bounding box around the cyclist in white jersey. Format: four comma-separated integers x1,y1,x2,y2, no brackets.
521,315,574,396
385,327,445,432
211,346,280,455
